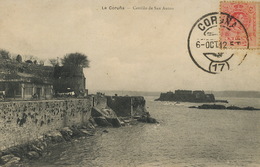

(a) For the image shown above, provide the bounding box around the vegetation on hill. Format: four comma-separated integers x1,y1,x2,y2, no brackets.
0,49,53,83
62,52,90,68
0,49,11,59
0,58,53,82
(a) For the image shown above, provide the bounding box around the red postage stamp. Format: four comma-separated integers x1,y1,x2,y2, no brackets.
220,1,260,49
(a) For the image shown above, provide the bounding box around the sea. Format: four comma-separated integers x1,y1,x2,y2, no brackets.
20,95,260,167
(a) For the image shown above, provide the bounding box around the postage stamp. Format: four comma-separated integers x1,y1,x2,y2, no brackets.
188,12,248,74
187,1,260,74
220,1,260,49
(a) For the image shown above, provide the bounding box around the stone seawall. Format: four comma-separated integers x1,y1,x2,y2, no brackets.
0,98,92,151
0,95,157,166
106,96,147,117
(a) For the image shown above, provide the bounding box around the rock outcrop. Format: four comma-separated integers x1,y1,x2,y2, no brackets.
198,104,226,109
91,107,121,127
192,104,260,110
93,95,158,125
0,123,96,166
137,112,158,124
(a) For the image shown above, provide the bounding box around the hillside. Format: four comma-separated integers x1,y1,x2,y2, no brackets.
0,58,54,83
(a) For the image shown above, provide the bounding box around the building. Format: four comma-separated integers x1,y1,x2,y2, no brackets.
0,78,53,100
0,57,87,99
53,65,86,96
0,58,54,100
175,90,192,95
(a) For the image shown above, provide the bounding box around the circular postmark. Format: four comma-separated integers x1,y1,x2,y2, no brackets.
188,12,249,74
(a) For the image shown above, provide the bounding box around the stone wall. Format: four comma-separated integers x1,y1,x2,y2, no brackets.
94,95,107,109
0,98,92,151
106,96,147,117
0,95,149,151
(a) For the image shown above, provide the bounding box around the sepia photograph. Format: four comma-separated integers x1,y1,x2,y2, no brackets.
0,0,259,166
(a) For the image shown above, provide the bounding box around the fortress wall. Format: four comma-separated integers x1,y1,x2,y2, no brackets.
0,98,92,151
0,95,147,151
106,96,146,117
94,95,107,109
106,96,131,117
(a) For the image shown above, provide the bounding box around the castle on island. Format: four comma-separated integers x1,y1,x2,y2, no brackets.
156,90,216,103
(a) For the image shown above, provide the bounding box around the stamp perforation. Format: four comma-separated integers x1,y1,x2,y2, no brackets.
220,1,260,3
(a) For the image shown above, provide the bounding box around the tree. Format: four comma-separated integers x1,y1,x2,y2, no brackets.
0,49,11,59
62,52,90,68
16,54,22,63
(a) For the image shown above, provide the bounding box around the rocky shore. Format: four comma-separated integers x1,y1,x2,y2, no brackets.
91,106,158,127
0,105,158,167
0,122,95,167
190,104,260,110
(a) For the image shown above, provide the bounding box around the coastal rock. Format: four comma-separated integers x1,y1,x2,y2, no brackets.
1,156,20,167
196,104,260,110
137,115,158,124
60,127,73,141
119,120,126,126
27,151,40,159
189,106,197,108
61,127,73,136
45,131,65,143
0,119,100,166
147,117,158,123
92,107,117,118
80,129,94,136
30,140,47,154
86,122,96,130
106,117,122,127
243,106,259,110
29,144,43,154
89,117,98,127
103,130,109,133
93,116,112,127
198,104,226,109
1,146,25,159
70,126,85,137
226,106,241,110
91,107,103,117
1,154,17,164
101,108,117,117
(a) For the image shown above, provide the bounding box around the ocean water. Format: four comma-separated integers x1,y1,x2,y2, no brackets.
21,96,260,167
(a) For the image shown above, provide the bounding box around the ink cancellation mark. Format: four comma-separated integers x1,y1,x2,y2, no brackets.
187,12,249,74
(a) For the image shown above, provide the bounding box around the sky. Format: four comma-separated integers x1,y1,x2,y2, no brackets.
0,0,259,92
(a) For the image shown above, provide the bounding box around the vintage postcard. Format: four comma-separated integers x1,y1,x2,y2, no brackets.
0,0,259,167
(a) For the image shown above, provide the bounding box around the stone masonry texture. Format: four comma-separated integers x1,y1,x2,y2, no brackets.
0,98,92,151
